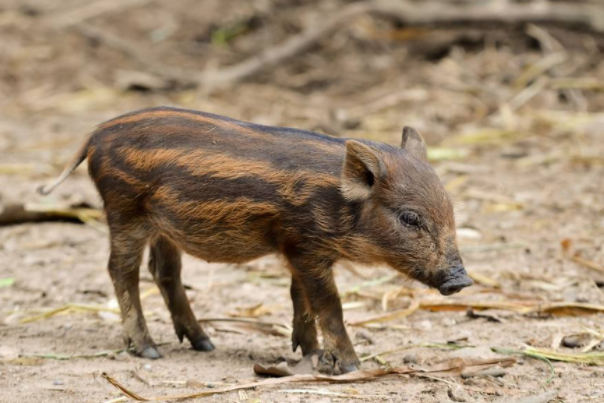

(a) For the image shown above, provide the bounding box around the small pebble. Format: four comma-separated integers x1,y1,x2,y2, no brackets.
143,364,152,371
442,317,457,327
448,386,468,402
562,334,590,348
461,367,507,379
53,380,64,386
403,353,418,364
355,329,375,345
418,320,432,330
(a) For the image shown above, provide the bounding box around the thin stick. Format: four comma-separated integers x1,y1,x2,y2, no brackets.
103,373,150,401
571,255,604,275
101,368,413,402
101,398,128,403
49,0,154,27
198,317,289,329
507,76,550,112
277,389,388,399
101,358,515,402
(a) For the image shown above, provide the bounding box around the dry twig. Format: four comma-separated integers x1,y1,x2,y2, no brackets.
48,0,154,27
101,357,515,401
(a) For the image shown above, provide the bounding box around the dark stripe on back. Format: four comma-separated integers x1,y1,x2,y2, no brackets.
103,106,345,143
94,114,345,174
103,144,282,205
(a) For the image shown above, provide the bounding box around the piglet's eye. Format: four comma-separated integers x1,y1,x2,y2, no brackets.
399,211,421,228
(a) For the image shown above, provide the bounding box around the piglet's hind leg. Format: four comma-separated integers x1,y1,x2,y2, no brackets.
107,230,159,359
148,235,214,352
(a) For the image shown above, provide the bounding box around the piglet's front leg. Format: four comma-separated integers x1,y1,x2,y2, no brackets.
287,253,360,374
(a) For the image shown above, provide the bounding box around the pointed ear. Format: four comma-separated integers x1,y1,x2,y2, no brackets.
401,126,428,162
341,140,384,201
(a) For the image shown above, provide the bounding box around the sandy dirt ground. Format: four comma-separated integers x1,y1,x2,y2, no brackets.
1,1,604,402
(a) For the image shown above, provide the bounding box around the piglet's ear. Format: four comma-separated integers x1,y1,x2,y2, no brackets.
401,126,428,162
341,140,384,201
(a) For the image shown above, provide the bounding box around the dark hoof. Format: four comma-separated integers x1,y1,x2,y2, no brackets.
317,350,360,374
339,362,360,374
140,346,162,359
192,338,215,352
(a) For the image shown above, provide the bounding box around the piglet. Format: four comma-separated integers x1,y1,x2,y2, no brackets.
39,107,472,373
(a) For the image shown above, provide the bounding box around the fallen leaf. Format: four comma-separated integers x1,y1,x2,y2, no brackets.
570,255,604,275
228,303,279,318
467,271,500,288
560,239,604,275
524,346,604,365
420,299,604,316
254,361,297,377
340,273,399,297
350,300,420,327
18,304,121,324
5,356,44,366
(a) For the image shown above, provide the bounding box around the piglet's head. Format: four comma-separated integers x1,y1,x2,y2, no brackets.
340,127,473,295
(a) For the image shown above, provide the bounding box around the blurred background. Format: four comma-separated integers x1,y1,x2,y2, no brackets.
1,0,604,402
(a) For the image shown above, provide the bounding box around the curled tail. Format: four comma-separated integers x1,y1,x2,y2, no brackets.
37,134,92,195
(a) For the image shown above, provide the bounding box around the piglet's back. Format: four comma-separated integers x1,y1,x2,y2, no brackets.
86,107,347,215
90,107,345,170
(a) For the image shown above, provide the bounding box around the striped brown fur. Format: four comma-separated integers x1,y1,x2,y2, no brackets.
40,106,472,373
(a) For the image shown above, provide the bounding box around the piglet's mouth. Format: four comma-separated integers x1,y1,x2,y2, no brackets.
438,266,474,296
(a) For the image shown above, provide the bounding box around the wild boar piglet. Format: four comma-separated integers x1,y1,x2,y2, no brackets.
40,107,472,373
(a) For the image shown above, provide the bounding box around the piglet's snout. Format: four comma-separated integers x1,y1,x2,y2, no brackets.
438,265,473,296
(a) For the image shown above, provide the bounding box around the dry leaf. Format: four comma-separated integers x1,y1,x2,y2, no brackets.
467,271,500,288
570,255,604,275
227,303,280,318
524,347,604,365
420,299,604,316
350,300,420,327
560,239,604,274
277,388,387,399
18,304,121,324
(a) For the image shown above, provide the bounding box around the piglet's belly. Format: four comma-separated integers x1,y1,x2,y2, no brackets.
179,231,275,263
149,209,277,264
